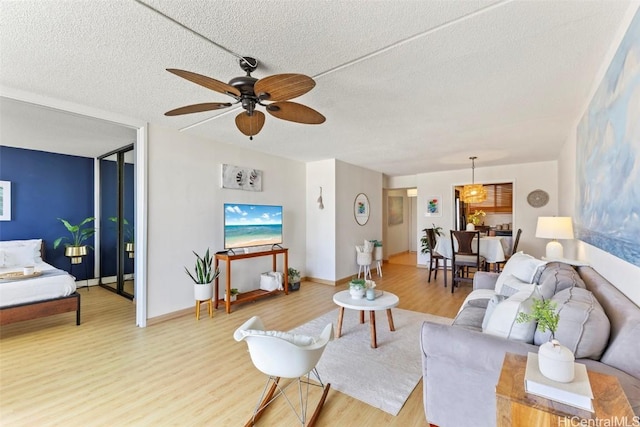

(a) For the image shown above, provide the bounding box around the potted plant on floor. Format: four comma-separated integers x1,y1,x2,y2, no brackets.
288,267,301,291
53,216,96,264
185,248,219,301
224,288,239,302
420,224,443,254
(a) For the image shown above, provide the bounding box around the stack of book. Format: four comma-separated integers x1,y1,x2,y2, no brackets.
524,352,594,412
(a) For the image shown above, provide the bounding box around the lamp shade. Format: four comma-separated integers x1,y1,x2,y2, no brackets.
535,217,574,240
461,184,487,203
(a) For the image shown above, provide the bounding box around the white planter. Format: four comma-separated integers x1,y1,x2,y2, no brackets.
194,283,213,301
224,293,237,302
349,287,365,299
538,339,575,383
466,223,475,231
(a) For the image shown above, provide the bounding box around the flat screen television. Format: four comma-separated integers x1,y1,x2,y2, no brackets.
224,203,283,249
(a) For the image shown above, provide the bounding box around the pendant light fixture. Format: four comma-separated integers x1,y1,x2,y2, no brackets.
461,156,487,203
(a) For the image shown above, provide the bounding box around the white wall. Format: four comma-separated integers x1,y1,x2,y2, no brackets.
147,124,307,318
306,159,336,281
335,160,383,282
557,3,640,306
397,161,559,266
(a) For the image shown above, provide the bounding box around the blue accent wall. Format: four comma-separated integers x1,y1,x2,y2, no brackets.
0,146,95,279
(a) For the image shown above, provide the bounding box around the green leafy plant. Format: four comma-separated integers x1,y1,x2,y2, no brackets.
230,288,239,296
53,217,96,249
108,216,134,243
516,298,560,340
468,209,486,225
288,267,301,282
349,278,366,290
420,224,443,254
185,249,220,285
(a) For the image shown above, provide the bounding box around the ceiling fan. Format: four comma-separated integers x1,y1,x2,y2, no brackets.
165,57,326,140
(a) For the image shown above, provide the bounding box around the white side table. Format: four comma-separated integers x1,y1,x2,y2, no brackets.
332,290,399,348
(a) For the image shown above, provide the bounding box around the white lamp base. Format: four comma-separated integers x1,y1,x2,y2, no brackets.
545,240,564,259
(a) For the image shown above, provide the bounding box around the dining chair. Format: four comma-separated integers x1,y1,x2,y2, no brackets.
495,228,522,272
424,228,447,287
450,230,486,293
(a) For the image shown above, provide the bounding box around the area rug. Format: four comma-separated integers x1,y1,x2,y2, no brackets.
289,308,452,416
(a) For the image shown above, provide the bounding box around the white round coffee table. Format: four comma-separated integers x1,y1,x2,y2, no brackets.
332,290,399,348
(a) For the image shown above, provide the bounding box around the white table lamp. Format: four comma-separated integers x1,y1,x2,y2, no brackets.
536,217,574,259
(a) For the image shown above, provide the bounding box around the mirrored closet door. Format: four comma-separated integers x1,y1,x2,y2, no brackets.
99,145,135,299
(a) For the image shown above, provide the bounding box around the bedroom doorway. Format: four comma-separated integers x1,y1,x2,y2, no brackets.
98,145,135,300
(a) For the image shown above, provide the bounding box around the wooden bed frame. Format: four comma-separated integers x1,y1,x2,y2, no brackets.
0,241,81,326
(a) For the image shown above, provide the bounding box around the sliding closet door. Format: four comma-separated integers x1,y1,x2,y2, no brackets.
99,145,134,299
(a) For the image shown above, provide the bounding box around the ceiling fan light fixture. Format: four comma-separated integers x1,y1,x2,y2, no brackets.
461,156,487,203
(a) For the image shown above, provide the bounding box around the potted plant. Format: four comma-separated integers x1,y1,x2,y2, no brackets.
288,267,301,291
108,216,135,258
517,298,574,382
53,217,96,264
224,288,239,302
185,248,219,301
348,278,376,299
468,210,486,226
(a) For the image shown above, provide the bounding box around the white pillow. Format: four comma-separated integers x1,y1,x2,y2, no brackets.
3,246,36,267
483,286,540,343
494,252,546,294
240,329,316,346
499,274,535,297
0,239,43,264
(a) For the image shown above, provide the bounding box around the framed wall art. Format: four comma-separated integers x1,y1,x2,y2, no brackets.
424,196,441,217
0,181,11,221
388,196,403,225
221,164,263,192
354,193,370,226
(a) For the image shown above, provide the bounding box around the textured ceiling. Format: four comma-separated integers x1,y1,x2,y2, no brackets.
0,0,633,175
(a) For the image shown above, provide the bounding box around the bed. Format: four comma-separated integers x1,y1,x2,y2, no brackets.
0,239,80,326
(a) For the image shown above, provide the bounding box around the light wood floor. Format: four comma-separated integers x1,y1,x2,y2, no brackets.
0,261,470,426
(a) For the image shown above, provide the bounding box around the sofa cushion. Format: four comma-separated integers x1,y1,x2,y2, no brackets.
482,294,507,330
452,305,486,332
499,275,535,297
534,287,610,360
537,262,586,300
494,252,546,294
483,287,539,343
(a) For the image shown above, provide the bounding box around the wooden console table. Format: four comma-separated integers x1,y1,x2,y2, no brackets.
496,353,634,426
214,248,288,314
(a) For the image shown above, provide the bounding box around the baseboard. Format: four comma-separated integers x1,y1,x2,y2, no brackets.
305,277,338,286
147,307,193,326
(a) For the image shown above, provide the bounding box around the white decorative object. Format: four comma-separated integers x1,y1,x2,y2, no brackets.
538,339,575,383
350,287,365,299
536,217,574,259
0,181,11,221
466,223,475,231
23,266,35,275
194,283,213,301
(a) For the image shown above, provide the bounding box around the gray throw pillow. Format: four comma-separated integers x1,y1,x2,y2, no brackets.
537,262,587,300
534,287,610,360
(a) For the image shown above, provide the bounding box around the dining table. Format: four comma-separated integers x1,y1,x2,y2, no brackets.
434,234,509,264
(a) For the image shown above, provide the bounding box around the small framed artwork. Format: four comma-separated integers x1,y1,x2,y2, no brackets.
222,164,263,191
0,181,11,221
354,193,370,226
425,195,441,217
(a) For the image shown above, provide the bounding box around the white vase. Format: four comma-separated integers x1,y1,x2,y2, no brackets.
466,223,475,231
350,287,365,299
538,339,575,383
194,283,213,301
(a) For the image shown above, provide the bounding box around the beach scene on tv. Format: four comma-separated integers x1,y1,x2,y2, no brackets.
224,204,283,249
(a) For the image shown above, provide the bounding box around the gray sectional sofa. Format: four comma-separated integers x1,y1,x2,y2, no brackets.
420,261,640,427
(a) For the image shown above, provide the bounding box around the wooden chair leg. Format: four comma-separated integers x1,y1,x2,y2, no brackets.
307,383,331,427
244,378,280,427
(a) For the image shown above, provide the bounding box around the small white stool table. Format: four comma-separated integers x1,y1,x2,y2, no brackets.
332,290,399,348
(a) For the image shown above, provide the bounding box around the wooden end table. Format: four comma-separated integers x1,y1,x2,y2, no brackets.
332,290,399,348
496,353,634,426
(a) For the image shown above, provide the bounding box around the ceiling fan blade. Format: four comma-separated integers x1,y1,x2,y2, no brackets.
167,69,241,97
165,102,232,116
254,74,315,101
266,101,326,124
235,111,266,138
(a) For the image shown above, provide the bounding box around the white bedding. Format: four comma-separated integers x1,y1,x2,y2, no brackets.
0,261,77,308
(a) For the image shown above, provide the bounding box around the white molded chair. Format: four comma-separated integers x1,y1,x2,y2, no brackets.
355,244,373,280
234,316,333,426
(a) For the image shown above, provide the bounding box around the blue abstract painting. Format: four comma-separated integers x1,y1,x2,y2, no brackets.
576,10,640,267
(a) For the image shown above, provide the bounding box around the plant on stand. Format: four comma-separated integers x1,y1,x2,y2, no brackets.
517,298,574,382
420,224,443,254
288,267,301,291
225,288,239,302
53,217,96,264
185,248,220,302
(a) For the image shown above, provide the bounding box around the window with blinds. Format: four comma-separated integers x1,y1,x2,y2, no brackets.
467,183,513,213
